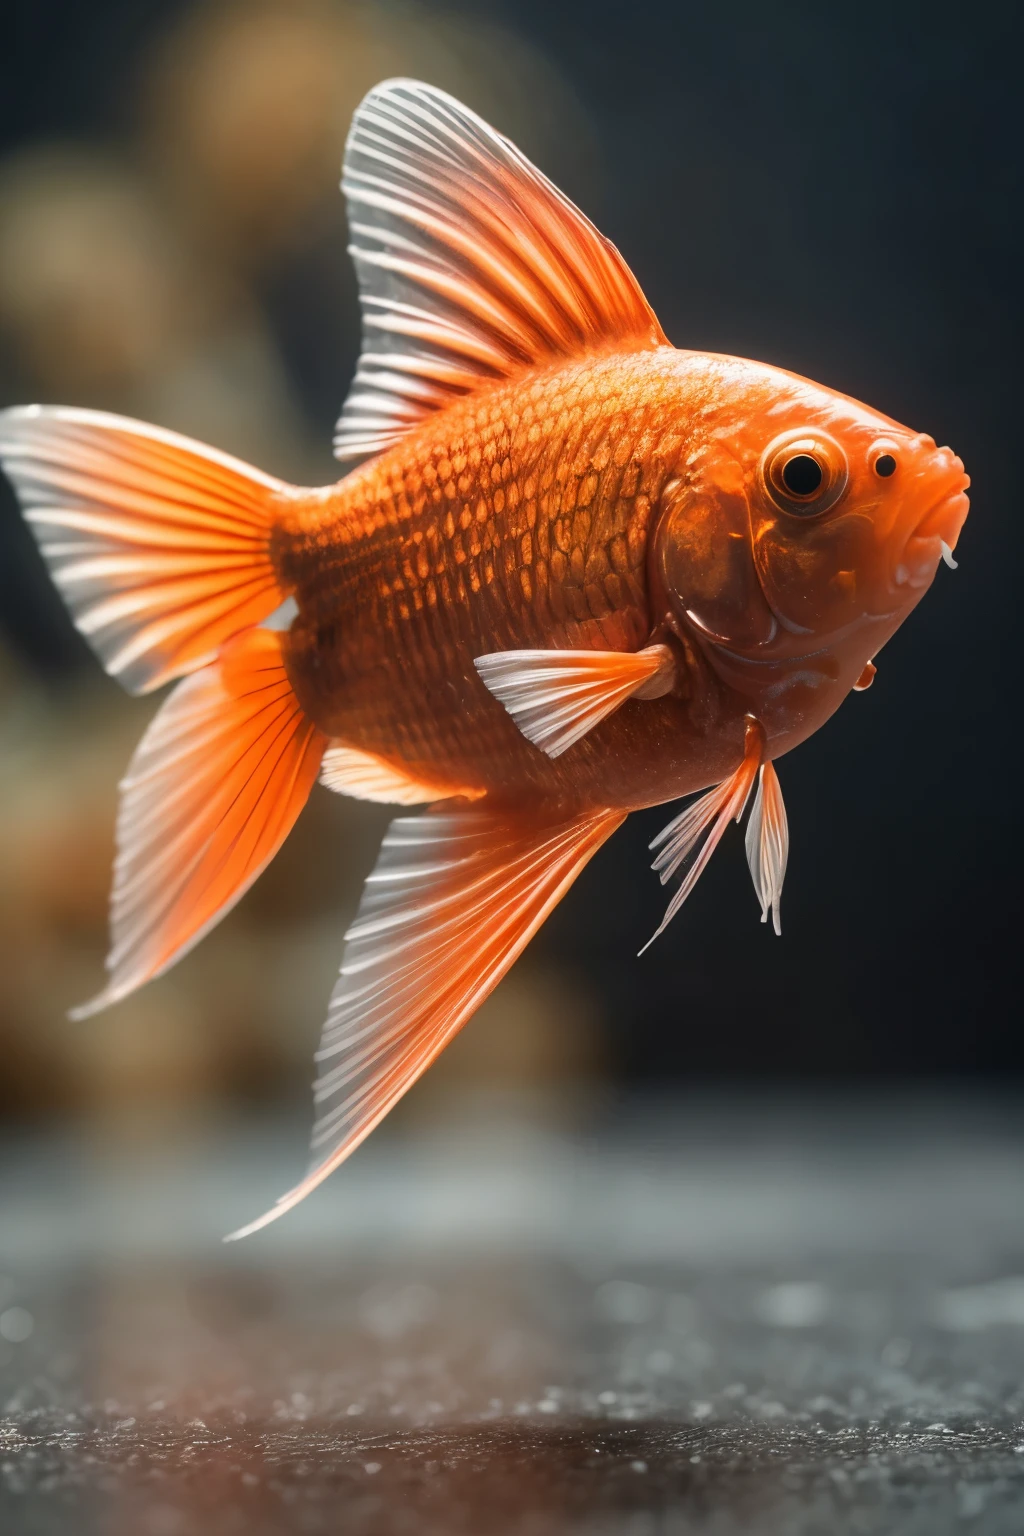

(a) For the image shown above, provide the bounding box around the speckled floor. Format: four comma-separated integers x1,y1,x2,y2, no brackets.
3,1093,1024,1534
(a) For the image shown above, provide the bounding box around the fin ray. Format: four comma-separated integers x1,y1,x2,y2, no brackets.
641,720,764,952
0,406,287,694
320,742,483,805
474,644,675,757
334,79,666,466
226,804,624,1238
73,629,326,1017
744,761,789,935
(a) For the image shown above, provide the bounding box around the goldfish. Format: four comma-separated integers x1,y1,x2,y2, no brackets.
0,80,969,1236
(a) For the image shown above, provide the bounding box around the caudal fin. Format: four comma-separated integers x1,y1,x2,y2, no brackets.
73,628,326,1018
0,406,288,693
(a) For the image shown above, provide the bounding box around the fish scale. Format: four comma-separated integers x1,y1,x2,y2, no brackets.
275,350,690,809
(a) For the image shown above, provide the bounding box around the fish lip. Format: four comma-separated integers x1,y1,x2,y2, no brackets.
893,488,970,588
914,487,970,546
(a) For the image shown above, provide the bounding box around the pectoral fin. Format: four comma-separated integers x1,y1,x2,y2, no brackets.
474,644,675,758
227,803,625,1238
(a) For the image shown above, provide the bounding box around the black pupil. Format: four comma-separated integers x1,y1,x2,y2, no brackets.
781,453,823,497
875,453,896,478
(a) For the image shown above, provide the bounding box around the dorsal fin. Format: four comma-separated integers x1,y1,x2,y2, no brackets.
334,79,667,465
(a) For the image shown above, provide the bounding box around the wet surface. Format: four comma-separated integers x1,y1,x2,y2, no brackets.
3,1094,1024,1533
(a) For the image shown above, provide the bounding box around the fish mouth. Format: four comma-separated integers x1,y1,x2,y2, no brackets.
894,487,970,590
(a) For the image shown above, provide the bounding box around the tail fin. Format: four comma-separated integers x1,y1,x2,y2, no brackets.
73,628,326,1018
0,406,288,694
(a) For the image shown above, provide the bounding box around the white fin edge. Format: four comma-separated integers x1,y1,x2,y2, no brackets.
744,760,789,935
320,742,482,805
640,719,764,953
334,79,665,465
72,630,324,1018
0,405,284,694
474,644,675,758
225,805,625,1239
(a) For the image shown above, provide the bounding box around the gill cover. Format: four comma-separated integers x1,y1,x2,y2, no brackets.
654,449,776,651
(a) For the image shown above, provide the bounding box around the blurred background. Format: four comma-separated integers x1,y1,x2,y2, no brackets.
0,0,1020,1141
2,6,1024,1531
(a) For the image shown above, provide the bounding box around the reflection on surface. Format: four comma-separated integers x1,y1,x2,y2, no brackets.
3,1099,1024,1533
9,1412,1024,1536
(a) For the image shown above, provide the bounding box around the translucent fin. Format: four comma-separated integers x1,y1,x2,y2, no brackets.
853,660,876,691
227,804,625,1238
320,742,482,805
641,719,764,953
334,78,667,465
0,405,286,694
744,761,789,936
474,644,675,758
73,630,326,1018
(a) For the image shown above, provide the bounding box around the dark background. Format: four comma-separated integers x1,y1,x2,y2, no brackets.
0,0,1019,1110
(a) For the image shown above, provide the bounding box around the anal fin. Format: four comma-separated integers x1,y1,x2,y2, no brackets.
75,628,326,1017
227,803,625,1238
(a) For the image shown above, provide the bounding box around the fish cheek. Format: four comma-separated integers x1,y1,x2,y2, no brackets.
751,508,874,635
655,480,777,649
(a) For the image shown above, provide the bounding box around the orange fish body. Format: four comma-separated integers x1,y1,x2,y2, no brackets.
281,348,707,813
0,82,969,1235
278,344,966,814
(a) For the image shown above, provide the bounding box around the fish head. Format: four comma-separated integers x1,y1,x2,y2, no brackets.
655,357,969,696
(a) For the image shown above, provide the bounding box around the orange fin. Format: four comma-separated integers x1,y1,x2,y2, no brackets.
333,79,667,465
0,406,287,694
320,742,482,805
474,644,675,758
641,718,764,953
73,630,325,1018
744,761,789,936
226,804,625,1238
853,660,877,691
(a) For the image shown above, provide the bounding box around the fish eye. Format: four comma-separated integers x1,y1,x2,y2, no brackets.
760,431,849,518
781,454,823,496
873,451,897,478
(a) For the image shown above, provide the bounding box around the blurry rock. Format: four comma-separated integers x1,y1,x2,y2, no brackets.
0,0,609,1140
136,0,598,278
0,667,610,1134
0,148,196,404
0,679,137,1117
0,143,320,481
140,0,357,272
